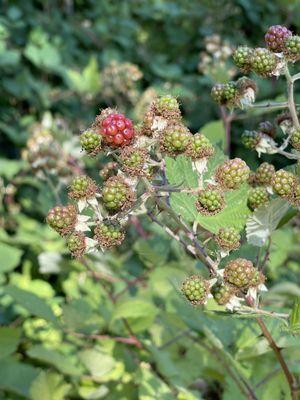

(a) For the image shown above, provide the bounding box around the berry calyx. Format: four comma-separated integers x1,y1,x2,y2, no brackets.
196,186,225,215
232,46,253,72
248,187,269,210
291,131,300,150
215,158,250,190
255,162,276,186
94,222,125,249
181,275,209,305
46,205,77,236
100,112,135,147
67,232,86,258
241,130,261,150
102,176,134,212
224,258,256,289
265,25,292,52
272,169,297,197
214,227,241,251
80,130,101,156
160,124,191,155
211,283,237,305
68,176,98,200
186,133,214,160
251,48,278,77
284,35,300,61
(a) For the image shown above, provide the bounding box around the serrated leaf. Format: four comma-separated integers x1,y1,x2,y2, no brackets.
203,146,227,181
246,198,290,247
165,155,198,188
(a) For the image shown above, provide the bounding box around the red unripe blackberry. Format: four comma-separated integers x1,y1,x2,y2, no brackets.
265,25,292,52
232,46,253,72
211,283,237,305
215,158,250,190
102,176,134,212
251,48,277,77
186,133,214,160
181,275,209,305
67,232,86,258
160,124,191,155
224,258,256,289
291,131,300,150
255,162,275,185
284,35,300,61
101,113,135,147
68,176,98,200
46,205,77,236
80,130,101,156
272,169,297,197
214,227,241,251
248,187,269,210
196,186,225,215
94,222,125,249
241,130,261,149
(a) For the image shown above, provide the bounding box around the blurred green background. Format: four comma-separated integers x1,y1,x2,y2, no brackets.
0,1,300,399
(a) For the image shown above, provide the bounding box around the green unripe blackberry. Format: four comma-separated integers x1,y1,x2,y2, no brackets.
67,232,86,258
214,227,241,251
284,35,300,61
80,130,101,156
102,176,134,212
211,84,225,104
224,258,256,289
272,169,297,197
46,205,77,236
68,175,98,200
160,124,191,154
154,95,181,119
186,133,214,160
291,131,300,150
94,222,125,249
216,158,250,190
120,146,150,177
211,283,236,305
211,82,237,106
241,130,261,149
181,275,209,305
196,186,225,215
249,270,266,288
251,48,277,77
233,46,253,72
255,162,275,185
248,187,269,210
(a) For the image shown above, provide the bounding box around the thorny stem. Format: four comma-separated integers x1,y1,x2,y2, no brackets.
285,65,300,131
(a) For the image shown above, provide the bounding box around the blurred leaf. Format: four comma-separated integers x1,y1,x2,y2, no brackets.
288,298,300,336
66,57,100,95
133,236,170,267
0,242,23,273
0,159,25,179
29,371,71,400
0,327,21,359
201,120,225,149
79,349,115,379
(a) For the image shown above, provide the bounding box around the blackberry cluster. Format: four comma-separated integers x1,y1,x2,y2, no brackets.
160,124,191,154
211,283,236,305
224,258,259,289
120,147,150,177
181,275,209,305
196,186,225,215
186,133,214,160
232,46,253,72
272,170,297,197
46,205,77,236
80,130,102,156
251,48,278,77
102,176,134,212
94,222,125,249
248,187,269,210
215,158,250,190
68,176,98,200
214,227,241,251
153,95,181,120
255,162,275,186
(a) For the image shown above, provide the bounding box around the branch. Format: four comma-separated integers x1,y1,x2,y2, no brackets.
285,65,300,131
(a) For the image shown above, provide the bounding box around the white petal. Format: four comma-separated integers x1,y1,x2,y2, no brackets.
78,199,87,212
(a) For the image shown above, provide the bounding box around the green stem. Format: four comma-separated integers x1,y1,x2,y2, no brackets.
285,65,300,130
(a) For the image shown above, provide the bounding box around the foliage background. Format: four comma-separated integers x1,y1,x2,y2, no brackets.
0,1,300,399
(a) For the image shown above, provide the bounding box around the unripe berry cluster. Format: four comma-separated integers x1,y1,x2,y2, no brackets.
214,227,241,251
196,186,225,215
46,205,77,236
215,158,250,190
224,258,265,289
248,187,269,210
102,176,135,212
94,222,125,249
181,275,210,305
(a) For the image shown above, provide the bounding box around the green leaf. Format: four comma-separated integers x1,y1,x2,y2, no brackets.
133,236,170,267
62,298,100,331
289,298,300,335
203,146,227,181
201,120,225,149
29,371,71,400
0,327,21,359
27,345,80,376
79,349,116,379
3,285,58,324
246,198,290,247
0,159,25,179
0,242,23,273
165,155,198,188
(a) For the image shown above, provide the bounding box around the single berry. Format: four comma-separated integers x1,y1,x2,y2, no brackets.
160,124,191,154
67,232,86,258
215,158,250,190
255,162,276,186
120,147,150,177
94,222,125,249
251,48,278,77
102,176,134,212
233,46,253,72
46,205,77,236
265,25,292,52
186,133,214,160
153,95,181,120
68,176,98,200
196,186,225,215
211,283,236,305
248,187,269,210
258,121,276,138
284,35,300,61
80,130,101,155
214,227,241,251
291,131,300,150
272,169,297,197
241,130,261,149
224,258,256,289
181,275,209,305
100,112,135,147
